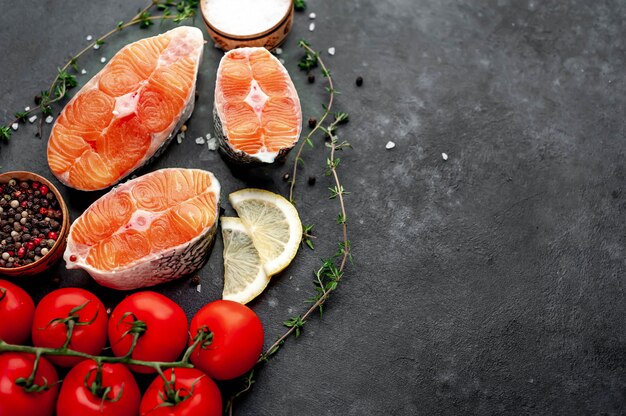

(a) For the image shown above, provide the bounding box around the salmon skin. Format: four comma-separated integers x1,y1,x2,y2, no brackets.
48,26,204,191
64,168,221,290
213,47,302,164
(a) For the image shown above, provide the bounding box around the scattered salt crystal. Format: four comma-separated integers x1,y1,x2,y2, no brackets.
24,106,30,111
86,35,93,41
309,12,316,19
45,115,54,124
279,58,285,64
81,69,87,75
100,57,107,63
176,133,184,144
274,47,283,55
207,137,217,151
93,44,100,50
442,152,448,160
28,115,37,124
309,22,315,31
385,141,395,149
213,43,221,49
112,110,119,116
196,284,201,293
195,137,205,145
11,123,18,131
328,47,335,56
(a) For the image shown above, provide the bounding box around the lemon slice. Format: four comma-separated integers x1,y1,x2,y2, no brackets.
221,217,269,304
229,188,302,276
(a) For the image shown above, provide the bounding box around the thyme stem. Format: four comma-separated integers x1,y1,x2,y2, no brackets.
288,43,336,203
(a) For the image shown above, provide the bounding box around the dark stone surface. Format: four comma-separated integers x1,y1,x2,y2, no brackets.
1,0,626,415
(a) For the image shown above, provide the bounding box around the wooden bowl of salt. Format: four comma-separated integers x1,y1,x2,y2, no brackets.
200,0,293,51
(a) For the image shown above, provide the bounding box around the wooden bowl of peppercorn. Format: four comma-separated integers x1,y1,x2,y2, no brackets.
0,171,69,277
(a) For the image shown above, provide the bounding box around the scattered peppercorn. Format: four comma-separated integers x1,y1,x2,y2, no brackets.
190,275,201,286
308,117,317,128
356,76,363,86
308,176,316,186
308,74,315,83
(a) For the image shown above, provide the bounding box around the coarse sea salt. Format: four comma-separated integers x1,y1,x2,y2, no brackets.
11,123,18,131
24,106,30,111
309,12,316,19
204,0,291,37
195,137,206,145
328,47,335,56
45,116,54,124
81,69,87,75
93,44,100,50
86,35,93,41
196,284,202,293
309,22,315,31
274,47,283,55
176,133,184,144
442,152,448,160
385,141,395,149
100,57,107,63
28,115,37,124
207,137,217,151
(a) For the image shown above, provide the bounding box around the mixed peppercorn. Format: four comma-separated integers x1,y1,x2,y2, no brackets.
0,178,63,268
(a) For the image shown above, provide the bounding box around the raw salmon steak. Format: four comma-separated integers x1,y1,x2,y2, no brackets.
48,26,204,191
64,168,221,290
214,47,302,163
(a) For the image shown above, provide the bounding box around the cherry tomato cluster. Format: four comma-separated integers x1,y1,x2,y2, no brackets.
0,280,264,416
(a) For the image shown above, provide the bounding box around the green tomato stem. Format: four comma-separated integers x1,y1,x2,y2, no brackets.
0,335,200,371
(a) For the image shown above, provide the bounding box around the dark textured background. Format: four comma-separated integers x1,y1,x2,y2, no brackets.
2,1,626,415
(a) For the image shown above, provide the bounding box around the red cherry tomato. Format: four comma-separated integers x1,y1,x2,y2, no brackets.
32,288,108,367
56,360,140,416
108,291,188,374
0,280,35,344
189,300,264,380
0,352,60,416
140,368,222,416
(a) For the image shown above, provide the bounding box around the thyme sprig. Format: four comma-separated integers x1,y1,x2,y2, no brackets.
302,224,315,250
227,40,352,415
289,40,338,203
1,0,198,141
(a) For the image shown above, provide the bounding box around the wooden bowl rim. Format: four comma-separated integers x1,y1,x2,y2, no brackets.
0,171,69,274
